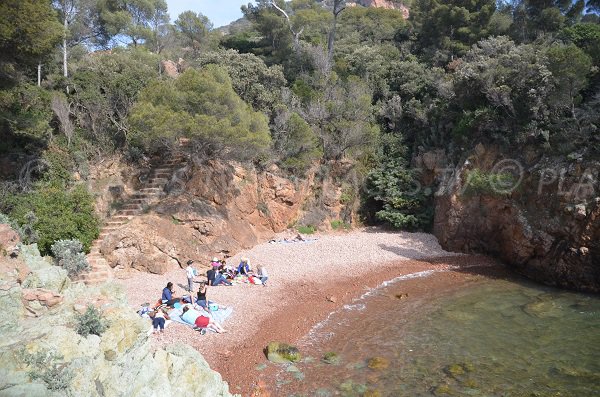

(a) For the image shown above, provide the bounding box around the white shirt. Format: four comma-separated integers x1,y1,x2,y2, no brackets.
258,267,268,277
186,265,194,279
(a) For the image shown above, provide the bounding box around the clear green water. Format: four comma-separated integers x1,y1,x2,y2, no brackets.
280,273,600,397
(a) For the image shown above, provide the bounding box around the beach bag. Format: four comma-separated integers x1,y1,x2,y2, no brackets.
208,303,219,311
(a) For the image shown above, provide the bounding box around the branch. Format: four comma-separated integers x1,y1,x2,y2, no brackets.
270,1,304,44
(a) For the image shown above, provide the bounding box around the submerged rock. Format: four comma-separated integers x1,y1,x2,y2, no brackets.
322,351,341,365
367,357,389,370
266,342,301,363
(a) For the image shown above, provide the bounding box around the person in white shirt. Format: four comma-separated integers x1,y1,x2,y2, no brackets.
257,265,268,287
185,260,195,292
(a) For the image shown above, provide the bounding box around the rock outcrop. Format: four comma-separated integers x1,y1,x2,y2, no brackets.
348,0,410,18
91,153,358,275
0,238,236,397
99,160,314,273
433,144,600,293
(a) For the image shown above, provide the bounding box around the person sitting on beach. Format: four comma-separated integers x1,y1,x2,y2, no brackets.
161,282,179,307
196,281,208,308
181,305,227,333
210,257,221,269
206,267,216,286
150,306,170,333
257,265,268,287
236,257,251,276
213,267,232,286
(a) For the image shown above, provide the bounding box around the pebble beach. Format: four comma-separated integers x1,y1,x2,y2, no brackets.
116,228,494,395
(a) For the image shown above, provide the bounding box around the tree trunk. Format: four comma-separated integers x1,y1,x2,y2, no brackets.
327,15,337,63
37,63,41,87
63,16,69,93
327,1,345,63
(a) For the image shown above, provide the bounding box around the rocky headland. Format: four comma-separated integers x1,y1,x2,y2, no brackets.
0,229,236,397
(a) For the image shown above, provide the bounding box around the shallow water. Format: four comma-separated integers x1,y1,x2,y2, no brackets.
278,271,600,396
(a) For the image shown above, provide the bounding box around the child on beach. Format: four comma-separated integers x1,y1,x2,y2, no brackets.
185,260,195,292
257,265,268,287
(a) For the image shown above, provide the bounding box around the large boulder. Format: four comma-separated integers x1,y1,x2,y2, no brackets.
20,245,70,293
0,223,20,255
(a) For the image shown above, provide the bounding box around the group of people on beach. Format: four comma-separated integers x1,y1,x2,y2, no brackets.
150,256,269,335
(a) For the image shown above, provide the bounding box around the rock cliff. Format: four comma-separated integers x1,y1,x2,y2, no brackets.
0,240,236,397
93,158,356,275
432,144,600,293
348,0,410,18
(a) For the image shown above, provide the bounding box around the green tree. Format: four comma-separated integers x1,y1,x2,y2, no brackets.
241,0,294,65
53,0,100,86
412,0,496,61
95,0,168,49
560,23,600,65
365,133,431,230
174,11,212,50
69,48,160,146
194,49,286,113
128,66,271,158
273,110,322,174
304,75,379,161
0,0,62,86
546,43,592,118
0,84,54,142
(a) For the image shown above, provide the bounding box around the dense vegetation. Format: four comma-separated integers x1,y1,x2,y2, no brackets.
0,0,599,245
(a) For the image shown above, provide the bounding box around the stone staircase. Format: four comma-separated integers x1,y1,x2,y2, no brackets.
78,144,190,285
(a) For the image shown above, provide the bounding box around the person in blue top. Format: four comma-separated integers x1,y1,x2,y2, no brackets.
236,257,251,276
161,282,179,307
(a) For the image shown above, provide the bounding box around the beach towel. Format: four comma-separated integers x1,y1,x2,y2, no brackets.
168,306,233,333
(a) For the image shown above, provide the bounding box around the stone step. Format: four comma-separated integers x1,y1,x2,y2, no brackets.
121,204,144,211
147,178,168,184
152,168,172,173
104,222,127,228
112,214,134,220
145,183,166,189
117,209,140,216
138,187,162,193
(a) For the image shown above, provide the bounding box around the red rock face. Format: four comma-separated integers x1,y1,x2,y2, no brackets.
432,144,600,293
347,0,410,19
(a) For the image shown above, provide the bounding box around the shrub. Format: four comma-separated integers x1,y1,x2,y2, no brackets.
76,305,108,337
51,239,89,277
297,225,316,234
9,185,100,255
22,349,74,391
331,220,351,230
463,168,517,197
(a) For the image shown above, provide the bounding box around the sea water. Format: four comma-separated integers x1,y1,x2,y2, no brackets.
279,271,600,396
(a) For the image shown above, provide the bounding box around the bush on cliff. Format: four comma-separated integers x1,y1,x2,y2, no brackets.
76,305,108,337
8,185,99,255
51,239,89,277
22,349,74,391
